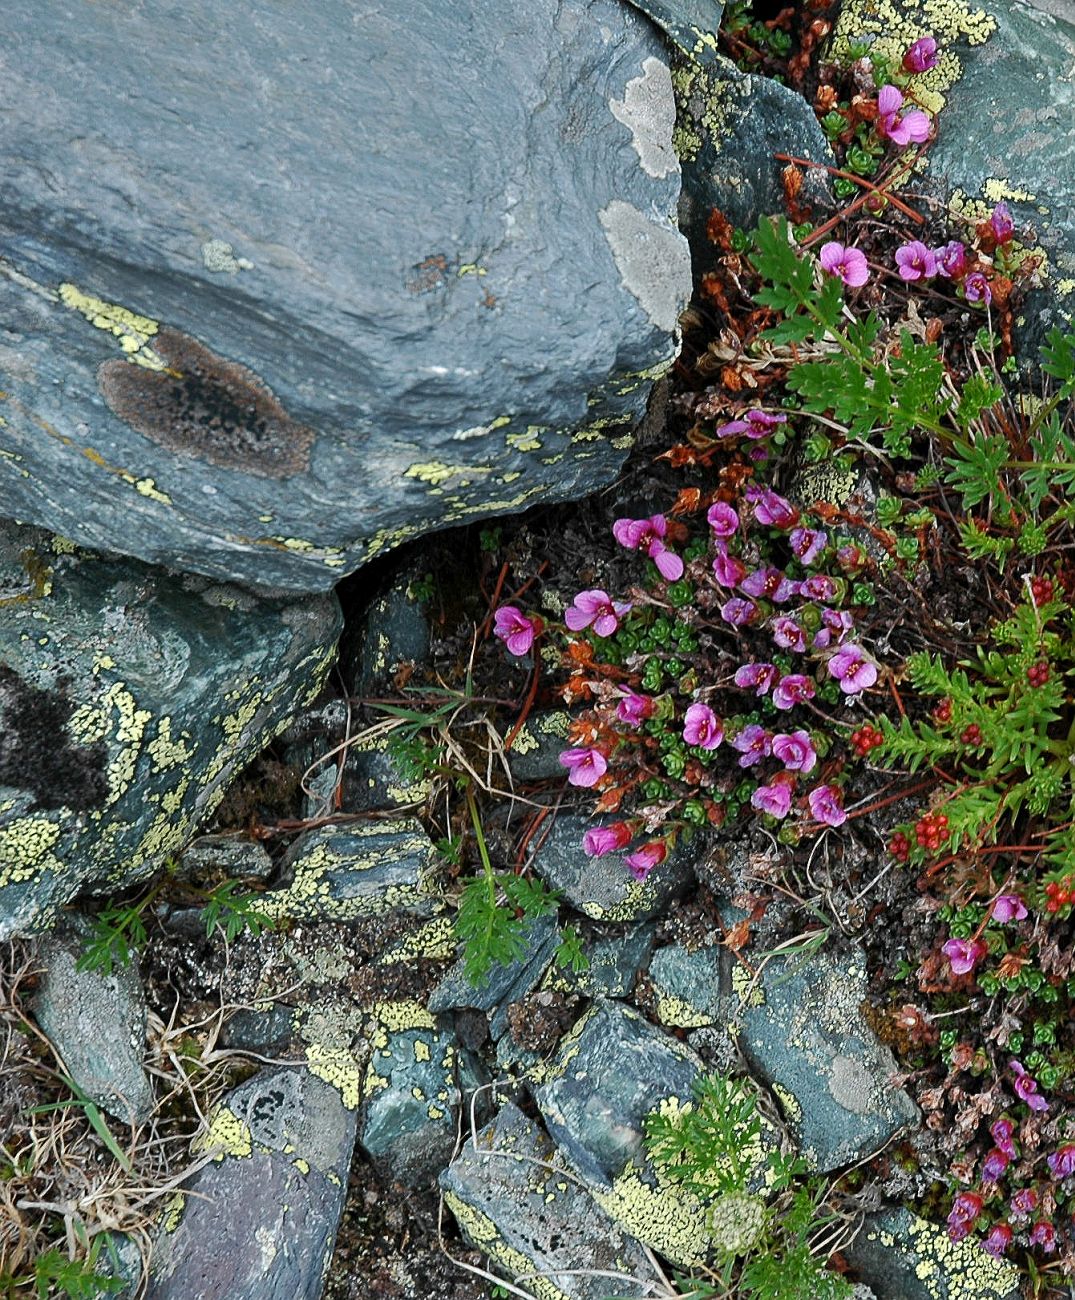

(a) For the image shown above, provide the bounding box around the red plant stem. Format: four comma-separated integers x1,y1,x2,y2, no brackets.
514,806,551,869
774,152,926,236
503,655,542,752
478,563,511,640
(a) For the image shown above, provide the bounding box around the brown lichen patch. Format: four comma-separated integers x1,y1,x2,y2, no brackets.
98,327,315,478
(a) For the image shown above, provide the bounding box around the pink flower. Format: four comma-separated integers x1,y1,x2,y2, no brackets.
772,616,807,652
752,776,794,819
981,1147,1010,1184
583,822,633,858
683,703,723,750
559,747,608,788
1009,1187,1037,1220
717,410,788,440
565,589,632,637
991,1118,1017,1158
964,271,992,305
982,1223,1012,1259
747,486,798,529
617,690,654,726
706,502,740,537
772,730,817,774
991,894,1028,924
734,662,778,696
800,574,839,602
836,544,867,575
947,1191,983,1242
808,784,847,827
1011,1059,1049,1113
772,674,816,710
876,84,931,146
721,597,760,627
934,240,967,279
1048,1145,1075,1179
819,241,870,287
789,527,828,567
990,201,1014,244
493,605,539,656
895,239,938,281
624,839,667,881
942,937,987,976
712,549,748,588
813,608,854,649
902,36,938,72
828,645,878,694
1030,1221,1056,1254
740,566,798,603
732,724,772,768
612,516,683,582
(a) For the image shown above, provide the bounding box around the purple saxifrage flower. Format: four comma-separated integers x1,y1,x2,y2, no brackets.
732,724,772,768
747,486,798,529
612,515,684,582
740,566,798,603
772,674,816,710
1011,1059,1049,1113
964,271,992,305
992,894,1028,924
721,597,759,627
981,1147,1010,1184
895,239,938,281
493,605,538,656
808,784,847,827
772,730,817,774
717,410,788,440
617,690,654,726
712,549,748,588
942,937,987,976
789,526,828,567
991,1118,1017,1158
707,501,740,537
1047,1144,1075,1179
991,201,1015,244
876,84,931,145
934,240,967,279
819,241,870,288
583,822,632,858
902,36,938,72
683,702,723,750
564,589,632,637
559,747,608,788
800,574,841,602
772,616,808,652
828,645,878,694
1030,1221,1057,1254
624,839,667,881
1009,1187,1037,1220
735,662,778,696
947,1190,983,1243
982,1223,1013,1259
813,608,855,649
752,777,794,819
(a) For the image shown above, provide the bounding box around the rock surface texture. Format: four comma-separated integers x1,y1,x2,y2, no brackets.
0,521,340,938
0,0,690,591
832,0,1075,346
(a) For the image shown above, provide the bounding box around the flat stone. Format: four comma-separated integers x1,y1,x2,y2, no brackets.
532,812,695,923
846,1208,1020,1300
148,1067,356,1300
30,914,152,1124
261,818,441,924
177,834,273,882
0,0,688,592
543,923,656,1000
506,711,574,783
0,521,340,939
534,999,711,1268
735,947,918,1171
441,1101,660,1300
350,563,435,698
219,1005,297,1054
832,0,1075,350
648,942,724,1028
360,1020,460,1185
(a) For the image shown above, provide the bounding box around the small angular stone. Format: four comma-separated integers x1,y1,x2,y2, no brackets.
648,942,724,1028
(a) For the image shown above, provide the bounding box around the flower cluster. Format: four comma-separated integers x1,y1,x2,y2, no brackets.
891,202,1017,305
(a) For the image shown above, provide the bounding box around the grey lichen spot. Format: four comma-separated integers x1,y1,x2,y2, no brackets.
610,56,679,179
598,200,691,334
201,239,254,274
98,329,315,478
828,1054,874,1117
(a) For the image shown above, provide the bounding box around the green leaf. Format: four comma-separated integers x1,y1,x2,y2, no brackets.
955,373,1004,429
944,433,1010,509
1041,327,1075,397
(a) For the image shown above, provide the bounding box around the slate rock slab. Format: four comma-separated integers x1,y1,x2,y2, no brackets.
648,942,724,1028
30,914,152,1124
734,947,918,1171
846,1208,1020,1300
260,818,441,924
832,0,1075,348
0,0,690,592
148,1067,356,1300
0,522,340,939
441,1101,660,1300
360,1019,460,1185
543,923,656,1000
505,710,575,784
534,999,712,1268
533,811,695,922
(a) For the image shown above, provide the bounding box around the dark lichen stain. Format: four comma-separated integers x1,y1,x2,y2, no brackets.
0,667,107,812
97,328,315,478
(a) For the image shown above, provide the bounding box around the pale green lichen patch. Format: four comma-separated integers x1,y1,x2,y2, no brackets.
194,1104,253,1160
57,283,167,369
379,914,457,965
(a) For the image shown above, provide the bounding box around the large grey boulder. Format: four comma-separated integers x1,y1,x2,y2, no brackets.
832,0,1075,346
0,521,340,938
0,0,690,592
